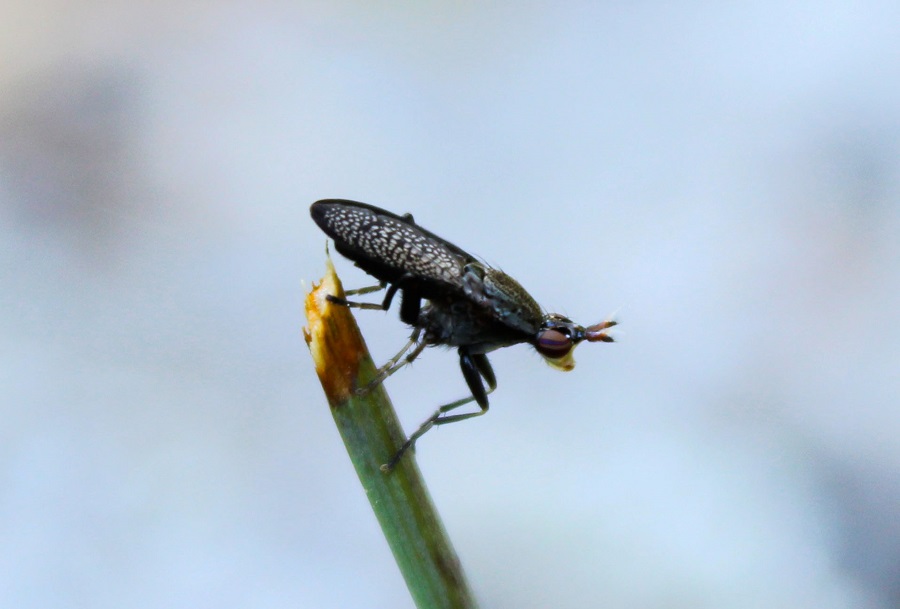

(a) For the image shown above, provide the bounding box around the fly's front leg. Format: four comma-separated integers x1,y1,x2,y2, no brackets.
381,350,497,472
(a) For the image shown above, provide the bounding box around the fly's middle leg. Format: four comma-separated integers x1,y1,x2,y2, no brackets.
356,327,426,395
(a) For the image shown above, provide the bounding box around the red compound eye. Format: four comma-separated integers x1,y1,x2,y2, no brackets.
535,329,572,358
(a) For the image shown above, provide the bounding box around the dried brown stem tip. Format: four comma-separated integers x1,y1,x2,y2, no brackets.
304,257,367,401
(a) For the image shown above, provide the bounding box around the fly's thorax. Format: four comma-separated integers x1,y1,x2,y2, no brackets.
461,263,543,334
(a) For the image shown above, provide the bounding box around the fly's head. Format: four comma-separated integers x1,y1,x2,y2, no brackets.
534,314,616,371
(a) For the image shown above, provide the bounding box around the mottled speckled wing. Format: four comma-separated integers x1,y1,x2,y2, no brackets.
310,199,475,293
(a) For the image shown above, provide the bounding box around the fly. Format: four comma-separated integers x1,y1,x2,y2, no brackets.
310,199,615,471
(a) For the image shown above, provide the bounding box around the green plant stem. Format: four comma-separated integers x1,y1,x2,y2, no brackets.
304,257,479,609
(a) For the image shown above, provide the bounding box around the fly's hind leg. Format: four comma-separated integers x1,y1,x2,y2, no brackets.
327,282,402,312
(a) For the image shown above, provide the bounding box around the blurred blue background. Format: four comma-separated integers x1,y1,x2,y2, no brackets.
2,2,898,608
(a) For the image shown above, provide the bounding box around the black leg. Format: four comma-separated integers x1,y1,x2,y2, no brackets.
381,349,497,472
326,282,401,312
398,291,422,326
470,353,496,403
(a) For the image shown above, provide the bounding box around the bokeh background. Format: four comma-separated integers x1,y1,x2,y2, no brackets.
2,2,898,608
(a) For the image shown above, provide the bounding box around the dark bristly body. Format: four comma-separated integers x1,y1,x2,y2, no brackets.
310,199,615,470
